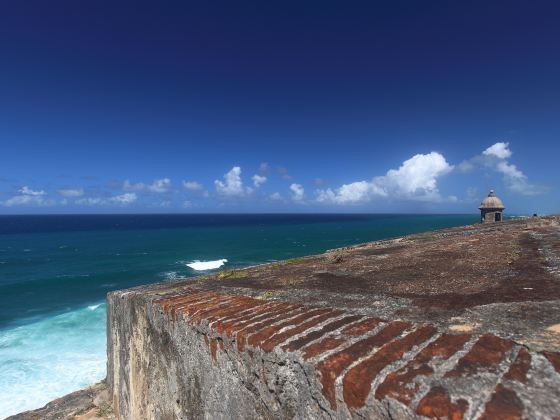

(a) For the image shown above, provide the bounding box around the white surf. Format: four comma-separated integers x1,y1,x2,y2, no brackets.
186,259,227,271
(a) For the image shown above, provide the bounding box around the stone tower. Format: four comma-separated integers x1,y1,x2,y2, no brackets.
479,190,505,223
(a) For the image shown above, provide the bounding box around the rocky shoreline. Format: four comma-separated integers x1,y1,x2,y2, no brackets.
7,382,112,420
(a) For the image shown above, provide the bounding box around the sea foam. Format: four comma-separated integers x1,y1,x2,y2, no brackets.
0,304,107,418
186,259,227,271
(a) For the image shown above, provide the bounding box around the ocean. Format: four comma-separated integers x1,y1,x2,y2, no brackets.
0,214,477,417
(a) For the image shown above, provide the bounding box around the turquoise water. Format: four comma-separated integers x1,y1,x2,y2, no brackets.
0,214,477,417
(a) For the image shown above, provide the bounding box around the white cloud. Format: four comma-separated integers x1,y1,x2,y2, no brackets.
460,142,546,196
269,192,282,200
215,166,247,196
495,161,545,195
76,192,137,206
58,188,84,197
497,161,524,180
147,178,171,193
19,186,46,196
316,181,376,204
259,162,270,175
123,178,171,193
277,166,292,180
290,183,305,202
76,197,105,206
465,187,479,202
2,195,54,207
483,142,512,159
111,192,137,205
182,181,203,191
252,174,267,187
123,180,145,191
183,200,192,208
316,152,453,204
456,159,476,173
378,152,453,198
2,186,54,207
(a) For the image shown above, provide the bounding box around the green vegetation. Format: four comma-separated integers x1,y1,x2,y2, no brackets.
217,270,248,280
285,257,306,263
260,290,275,300
507,242,522,264
96,404,113,417
285,277,304,286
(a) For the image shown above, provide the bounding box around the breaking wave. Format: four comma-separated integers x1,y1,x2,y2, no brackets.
0,304,107,418
186,259,227,271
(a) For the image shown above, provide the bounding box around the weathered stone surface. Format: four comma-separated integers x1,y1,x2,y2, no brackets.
376,333,471,405
7,382,113,420
479,384,524,420
416,386,468,419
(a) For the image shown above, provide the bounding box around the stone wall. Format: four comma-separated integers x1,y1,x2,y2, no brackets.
107,287,560,419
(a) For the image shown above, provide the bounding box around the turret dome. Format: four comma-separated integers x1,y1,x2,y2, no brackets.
479,190,505,210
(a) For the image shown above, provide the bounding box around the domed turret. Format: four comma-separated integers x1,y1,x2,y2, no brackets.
479,190,505,223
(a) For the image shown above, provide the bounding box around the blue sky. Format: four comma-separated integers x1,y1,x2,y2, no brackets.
0,1,558,214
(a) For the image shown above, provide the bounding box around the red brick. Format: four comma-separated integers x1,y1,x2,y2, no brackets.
315,321,410,410
153,289,197,308
282,315,362,352
205,297,262,323
172,297,227,322
446,334,514,377
168,294,220,319
376,333,470,405
213,302,285,333
543,351,560,374
416,386,468,420
236,308,309,352
259,310,345,352
303,337,346,360
343,325,437,409
226,304,303,338
340,317,382,336
210,304,266,328
156,292,213,318
191,297,258,324
479,384,524,420
210,338,218,365
205,301,260,324
504,347,531,384
216,302,294,335
190,299,240,324
180,296,231,318
247,309,334,350
165,292,215,309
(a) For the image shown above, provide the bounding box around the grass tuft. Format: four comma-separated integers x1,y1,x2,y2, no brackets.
285,277,304,286
506,242,522,264
96,404,113,417
260,290,274,300
285,257,306,263
217,270,248,280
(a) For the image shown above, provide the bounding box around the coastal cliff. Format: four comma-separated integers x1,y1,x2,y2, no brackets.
106,217,560,419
